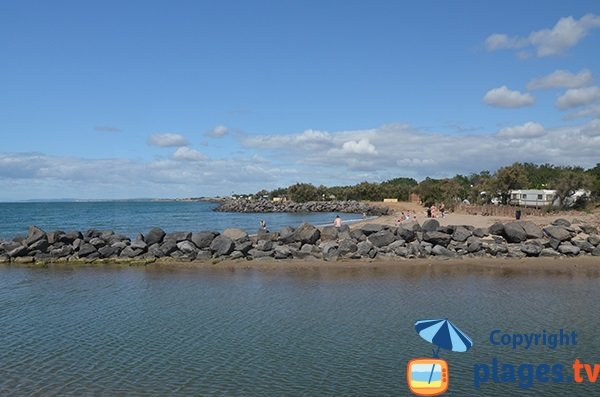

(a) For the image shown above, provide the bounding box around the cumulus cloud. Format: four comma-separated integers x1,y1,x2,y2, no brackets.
556,86,600,109
527,69,592,90
486,13,600,57
171,147,208,161
207,125,228,138
483,86,535,108
497,122,545,138
564,104,600,120
148,133,189,147
328,138,378,157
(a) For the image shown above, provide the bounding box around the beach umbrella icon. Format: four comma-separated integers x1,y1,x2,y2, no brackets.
414,318,473,384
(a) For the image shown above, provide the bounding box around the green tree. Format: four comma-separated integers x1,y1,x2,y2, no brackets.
490,163,529,204
287,183,319,202
552,171,594,208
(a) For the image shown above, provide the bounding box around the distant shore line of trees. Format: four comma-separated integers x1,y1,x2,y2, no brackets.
244,162,600,209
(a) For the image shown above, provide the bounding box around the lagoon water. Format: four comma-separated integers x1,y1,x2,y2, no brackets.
1,265,599,396
0,201,365,241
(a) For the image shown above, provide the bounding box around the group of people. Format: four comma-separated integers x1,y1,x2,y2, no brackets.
426,202,445,218
396,211,417,226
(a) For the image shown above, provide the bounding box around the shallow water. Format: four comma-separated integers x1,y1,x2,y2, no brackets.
0,265,598,396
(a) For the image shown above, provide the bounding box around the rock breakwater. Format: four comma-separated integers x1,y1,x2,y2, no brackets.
213,198,389,216
0,218,598,265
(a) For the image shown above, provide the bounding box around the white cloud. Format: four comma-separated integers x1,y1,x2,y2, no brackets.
486,13,600,57
556,86,600,109
171,147,208,161
483,86,535,108
207,125,228,137
328,138,378,156
527,69,592,90
148,133,189,147
497,122,545,138
564,104,600,120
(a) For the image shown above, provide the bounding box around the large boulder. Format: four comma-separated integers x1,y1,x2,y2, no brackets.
543,226,572,242
293,223,320,245
517,221,544,239
588,235,600,246
472,227,488,238
25,225,46,246
191,231,217,249
423,231,451,247
367,230,396,248
359,223,383,236
159,240,178,256
488,222,504,236
320,226,339,242
338,239,358,256
120,246,143,258
421,219,440,232
579,224,598,235
210,235,234,256
503,222,527,243
164,231,192,242
520,242,542,257
396,226,416,242
278,226,296,244
177,241,198,255
572,240,594,253
452,227,472,242
145,228,166,246
558,244,580,255
552,218,571,227
402,220,422,232
431,245,456,257
223,228,248,241
78,243,97,257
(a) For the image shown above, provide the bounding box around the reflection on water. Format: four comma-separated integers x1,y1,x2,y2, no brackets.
0,265,599,396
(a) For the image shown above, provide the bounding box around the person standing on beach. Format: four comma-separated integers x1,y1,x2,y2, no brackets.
440,202,445,218
334,215,342,228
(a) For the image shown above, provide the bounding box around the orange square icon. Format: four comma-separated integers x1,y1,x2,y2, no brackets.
406,358,449,396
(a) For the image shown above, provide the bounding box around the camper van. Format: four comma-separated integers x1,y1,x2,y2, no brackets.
509,189,557,207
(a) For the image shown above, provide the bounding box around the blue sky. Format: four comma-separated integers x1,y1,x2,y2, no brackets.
1,0,600,200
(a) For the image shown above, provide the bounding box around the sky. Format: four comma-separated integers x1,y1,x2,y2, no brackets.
1,0,600,201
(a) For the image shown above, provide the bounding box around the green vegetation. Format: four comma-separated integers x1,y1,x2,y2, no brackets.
250,162,600,209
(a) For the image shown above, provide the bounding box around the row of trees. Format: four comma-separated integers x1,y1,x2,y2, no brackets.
250,162,600,209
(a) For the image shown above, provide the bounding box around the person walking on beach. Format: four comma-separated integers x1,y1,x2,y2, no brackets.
440,202,445,218
334,215,342,228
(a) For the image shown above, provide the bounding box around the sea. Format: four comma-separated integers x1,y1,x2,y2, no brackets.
0,201,366,241
1,265,598,396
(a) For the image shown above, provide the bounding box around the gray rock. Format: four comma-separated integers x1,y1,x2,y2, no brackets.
452,227,472,242
145,228,166,245
540,248,560,257
25,225,46,246
488,222,504,236
293,223,320,244
196,250,212,260
148,243,164,257
402,220,422,232
431,245,456,257
177,241,198,255
229,251,245,259
210,235,235,256
191,231,217,249
29,238,49,253
165,231,192,242
274,245,292,259
356,241,374,257
588,235,600,246
321,241,339,261
59,231,83,244
580,224,598,235
552,218,571,227
517,221,544,239
558,244,580,255
351,229,366,241
278,226,295,244
421,219,440,232
396,226,416,242
367,230,396,248
503,222,527,243
486,243,508,256
256,229,274,241
294,244,321,259
111,241,128,250
520,242,542,256
359,223,383,235
592,246,600,256
543,226,572,242
130,239,148,251
320,226,339,242
98,245,119,258
159,240,178,256
419,241,433,256
50,245,74,258
423,231,451,247
472,227,488,238
235,241,253,255
507,247,526,258
467,240,482,253
223,228,248,241
120,246,143,258
338,239,358,256
572,240,594,253
88,237,105,249
255,239,273,251
438,226,455,234
78,243,97,257
8,245,28,258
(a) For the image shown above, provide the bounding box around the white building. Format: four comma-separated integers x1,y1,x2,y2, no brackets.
509,189,557,207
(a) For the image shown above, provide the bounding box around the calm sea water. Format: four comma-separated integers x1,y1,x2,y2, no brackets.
0,201,365,241
1,265,598,396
